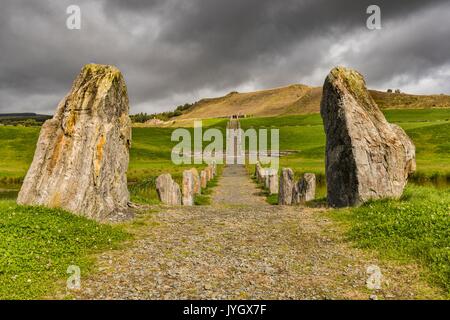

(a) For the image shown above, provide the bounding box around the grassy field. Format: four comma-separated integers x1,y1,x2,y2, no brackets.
0,200,128,299
0,107,449,298
0,108,448,196
329,185,450,296
239,109,450,185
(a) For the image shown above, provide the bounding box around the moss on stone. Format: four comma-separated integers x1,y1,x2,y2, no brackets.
329,66,378,113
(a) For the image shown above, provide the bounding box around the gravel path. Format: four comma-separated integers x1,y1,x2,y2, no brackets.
212,165,267,206
58,165,441,300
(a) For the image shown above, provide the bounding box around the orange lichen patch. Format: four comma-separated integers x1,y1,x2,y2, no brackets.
48,133,65,173
49,191,61,208
65,107,78,136
94,134,106,178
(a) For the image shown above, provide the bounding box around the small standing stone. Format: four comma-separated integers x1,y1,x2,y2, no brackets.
211,161,217,177
200,170,207,189
268,170,278,195
156,173,181,205
278,168,294,205
255,162,261,181
258,166,267,184
182,170,194,206
189,168,201,195
206,166,213,181
293,173,316,204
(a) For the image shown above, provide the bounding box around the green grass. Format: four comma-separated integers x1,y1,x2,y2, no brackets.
1,108,447,189
0,108,448,298
238,109,450,182
329,185,450,295
0,200,129,299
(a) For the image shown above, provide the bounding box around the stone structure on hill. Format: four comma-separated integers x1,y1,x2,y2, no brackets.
17,64,132,220
320,66,416,207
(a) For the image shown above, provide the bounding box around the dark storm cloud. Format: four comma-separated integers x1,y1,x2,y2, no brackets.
0,0,449,114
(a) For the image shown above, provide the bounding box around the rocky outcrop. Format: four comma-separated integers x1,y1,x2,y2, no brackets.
278,168,294,205
293,173,316,204
17,64,132,220
320,67,416,207
156,173,182,205
182,170,194,206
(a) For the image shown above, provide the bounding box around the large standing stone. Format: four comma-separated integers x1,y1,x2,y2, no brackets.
320,67,416,207
293,173,316,204
189,168,201,195
156,173,182,205
278,168,294,205
17,64,131,220
182,170,194,206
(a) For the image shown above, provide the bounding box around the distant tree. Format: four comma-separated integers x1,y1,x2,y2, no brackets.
387,89,392,93
22,119,38,127
395,89,401,94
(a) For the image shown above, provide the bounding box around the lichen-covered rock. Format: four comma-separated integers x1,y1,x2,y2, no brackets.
293,173,316,204
278,168,294,205
182,170,194,206
156,173,182,205
17,64,132,220
320,67,416,207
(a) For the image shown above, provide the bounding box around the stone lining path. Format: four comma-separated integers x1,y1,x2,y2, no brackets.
54,161,441,300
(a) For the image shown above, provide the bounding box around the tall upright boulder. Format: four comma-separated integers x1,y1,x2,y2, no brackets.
17,64,132,220
320,67,416,207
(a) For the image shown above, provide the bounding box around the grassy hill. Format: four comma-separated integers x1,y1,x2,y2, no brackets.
0,113,51,126
175,84,450,119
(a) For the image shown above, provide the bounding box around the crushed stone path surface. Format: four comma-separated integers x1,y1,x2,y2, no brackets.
212,165,267,206
57,165,442,300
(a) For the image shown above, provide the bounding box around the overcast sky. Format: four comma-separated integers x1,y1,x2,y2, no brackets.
1,0,450,114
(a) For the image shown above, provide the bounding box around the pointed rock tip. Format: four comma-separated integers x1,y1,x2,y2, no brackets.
80,63,123,80
325,66,373,106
